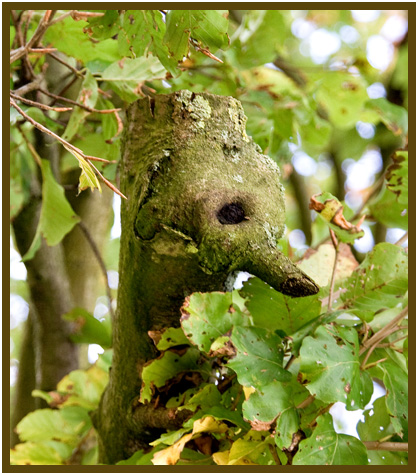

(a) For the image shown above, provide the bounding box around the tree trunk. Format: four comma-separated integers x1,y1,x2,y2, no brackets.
95,91,318,463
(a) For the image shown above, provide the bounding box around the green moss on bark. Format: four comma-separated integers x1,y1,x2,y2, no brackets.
95,91,318,463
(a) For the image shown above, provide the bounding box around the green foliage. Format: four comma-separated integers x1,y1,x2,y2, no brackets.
23,159,80,261
338,243,408,321
63,307,112,348
10,8,409,468
299,325,373,408
293,414,369,465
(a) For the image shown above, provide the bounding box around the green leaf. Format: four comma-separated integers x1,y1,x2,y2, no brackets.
357,396,408,465
240,277,321,334
63,307,112,348
309,192,364,244
23,160,80,261
180,291,248,353
339,243,408,321
299,324,371,407
86,10,120,40
118,11,178,76
62,70,98,142
56,366,109,410
164,10,229,61
242,380,307,432
369,186,408,230
179,384,222,411
365,98,408,136
297,243,359,288
290,310,344,355
10,441,73,465
403,337,408,367
228,326,291,388
186,405,250,431
140,348,201,403
233,11,287,68
381,362,408,440
293,414,368,465
275,407,300,450
97,97,119,141
313,72,370,129
227,431,276,465
101,56,166,102
117,447,160,465
44,16,119,64
150,327,190,351
16,407,91,444
386,151,408,205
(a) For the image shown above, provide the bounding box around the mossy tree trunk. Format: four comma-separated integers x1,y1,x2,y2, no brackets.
95,91,318,463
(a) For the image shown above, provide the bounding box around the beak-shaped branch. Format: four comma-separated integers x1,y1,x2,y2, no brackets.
244,248,319,297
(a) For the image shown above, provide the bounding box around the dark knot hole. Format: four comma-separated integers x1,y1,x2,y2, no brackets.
217,202,246,225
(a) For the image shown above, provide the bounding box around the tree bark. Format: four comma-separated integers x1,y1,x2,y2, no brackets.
95,91,318,463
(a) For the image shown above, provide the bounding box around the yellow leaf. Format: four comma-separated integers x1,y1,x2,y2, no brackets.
212,450,230,465
152,433,193,465
192,416,229,435
63,145,101,193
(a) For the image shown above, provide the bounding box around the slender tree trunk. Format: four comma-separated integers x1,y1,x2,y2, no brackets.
10,312,36,447
95,91,318,463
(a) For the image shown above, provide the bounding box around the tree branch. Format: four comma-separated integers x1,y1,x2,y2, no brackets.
129,404,192,433
10,10,56,64
10,91,72,112
37,88,121,114
363,441,408,452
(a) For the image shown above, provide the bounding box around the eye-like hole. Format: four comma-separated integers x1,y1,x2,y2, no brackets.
217,202,246,225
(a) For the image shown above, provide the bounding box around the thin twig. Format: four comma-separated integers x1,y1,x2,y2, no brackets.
268,444,282,465
284,354,295,371
13,78,43,96
376,334,408,347
328,230,340,312
296,395,315,410
11,98,123,197
394,231,408,247
10,10,56,63
87,161,127,200
47,10,74,26
47,51,83,77
28,47,57,54
359,306,408,356
363,441,408,452
11,97,112,162
16,123,42,167
37,88,121,114
10,91,72,112
307,403,334,428
361,357,387,371
78,221,115,321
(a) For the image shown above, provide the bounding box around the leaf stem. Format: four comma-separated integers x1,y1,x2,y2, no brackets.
328,229,340,312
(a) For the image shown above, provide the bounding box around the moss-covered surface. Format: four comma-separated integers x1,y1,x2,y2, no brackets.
95,91,318,463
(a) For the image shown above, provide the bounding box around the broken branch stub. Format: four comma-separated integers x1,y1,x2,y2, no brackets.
95,91,318,463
